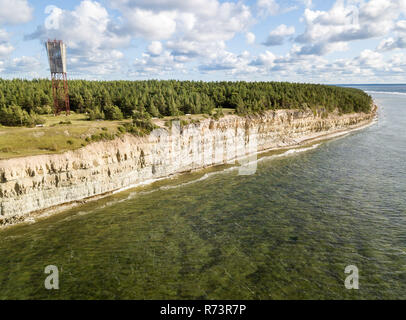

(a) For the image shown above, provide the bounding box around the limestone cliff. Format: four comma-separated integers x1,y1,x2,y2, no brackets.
0,108,376,226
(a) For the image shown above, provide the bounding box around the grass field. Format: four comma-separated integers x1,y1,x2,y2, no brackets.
0,109,235,160
0,113,131,160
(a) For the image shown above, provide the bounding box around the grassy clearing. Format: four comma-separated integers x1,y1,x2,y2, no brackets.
0,113,131,160
0,108,235,160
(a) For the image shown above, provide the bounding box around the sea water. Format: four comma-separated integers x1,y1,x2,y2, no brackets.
0,84,405,299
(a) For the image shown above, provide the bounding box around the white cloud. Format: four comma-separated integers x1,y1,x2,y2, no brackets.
251,50,277,68
27,1,130,75
0,56,41,77
388,53,406,68
177,13,196,32
123,9,177,40
295,41,349,55
166,39,229,65
5,56,40,71
181,2,252,43
11,0,405,82
41,1,130,50
0,28,12,59
257,0,280,16
377,36,406,51
246,32,256,45
271,25,296,37
148,41,163,56
377,18,406,51
356,49,385,68
110,0,252,43
396,20,406,32
301,0,313,8
132,50,185,76
109,0,224,40
263,24,295,46
121,0,253,74
44,5,63,30
68,49,125,75
256,0,298,17
199,50,257,76
110,0,219,16
359,0,394,20
0,28,8,41
108,0,253,75
0,43,13,57
0,28,13,58
0,0,32,25
215,37,406,82
295,0,405,56
293,48,405,81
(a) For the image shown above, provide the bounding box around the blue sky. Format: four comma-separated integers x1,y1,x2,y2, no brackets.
0,0,405,83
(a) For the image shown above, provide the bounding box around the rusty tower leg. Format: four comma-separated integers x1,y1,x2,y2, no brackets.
51,72,69,116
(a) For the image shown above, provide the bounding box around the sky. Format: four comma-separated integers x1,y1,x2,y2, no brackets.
0,0,405,83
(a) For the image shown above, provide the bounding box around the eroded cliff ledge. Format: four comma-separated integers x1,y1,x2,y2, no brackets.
0,108,376,226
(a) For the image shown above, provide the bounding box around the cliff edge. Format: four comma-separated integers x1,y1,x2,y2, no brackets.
0,107,376,226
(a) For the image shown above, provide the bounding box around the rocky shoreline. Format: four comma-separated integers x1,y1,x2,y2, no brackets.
0,106,377,227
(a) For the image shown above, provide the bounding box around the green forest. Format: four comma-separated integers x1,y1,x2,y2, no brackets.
0,79,372,127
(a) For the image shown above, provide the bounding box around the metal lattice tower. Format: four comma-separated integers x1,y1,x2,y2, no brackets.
45,40,70,115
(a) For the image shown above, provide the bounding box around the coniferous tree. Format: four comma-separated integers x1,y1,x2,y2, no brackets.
0,79,372,127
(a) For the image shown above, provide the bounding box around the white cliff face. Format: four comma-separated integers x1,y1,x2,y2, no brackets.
0,109,375,226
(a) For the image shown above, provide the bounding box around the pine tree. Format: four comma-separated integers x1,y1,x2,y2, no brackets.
147,100,159,117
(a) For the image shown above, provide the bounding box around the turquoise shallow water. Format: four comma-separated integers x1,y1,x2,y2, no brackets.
0,86,405,299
